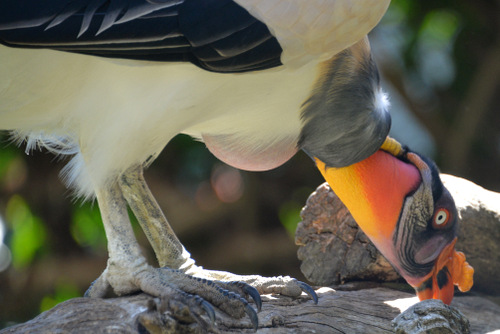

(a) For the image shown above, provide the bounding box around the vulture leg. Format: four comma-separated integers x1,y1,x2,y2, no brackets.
118,165,318,300
85,173,260,329
118,165,194,271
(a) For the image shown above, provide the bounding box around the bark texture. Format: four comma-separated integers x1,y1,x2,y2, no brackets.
2,288,500,333
2,174,499,333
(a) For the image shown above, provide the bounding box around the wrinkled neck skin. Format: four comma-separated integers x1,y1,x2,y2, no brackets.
298,37,391,168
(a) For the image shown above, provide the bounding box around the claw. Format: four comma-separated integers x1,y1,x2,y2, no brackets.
198,298,216,325
83,280,96,297
225,289,259,331
244,303,259,331
297,281,318,304
84,273,112,298
223,290,260,331
230,281,262,312
244,285,262,312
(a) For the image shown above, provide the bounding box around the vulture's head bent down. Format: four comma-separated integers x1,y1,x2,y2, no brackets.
0,0,472,325
317,140,474,304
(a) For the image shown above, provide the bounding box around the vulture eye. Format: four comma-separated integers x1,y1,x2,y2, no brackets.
433,209,450,229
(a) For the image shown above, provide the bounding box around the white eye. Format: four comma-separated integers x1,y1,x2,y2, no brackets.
433,209,449,228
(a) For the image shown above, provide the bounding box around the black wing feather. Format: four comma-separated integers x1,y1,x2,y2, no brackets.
0,0,282,73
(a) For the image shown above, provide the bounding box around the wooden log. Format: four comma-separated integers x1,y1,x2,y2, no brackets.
1,288,499,333
2,174,499,333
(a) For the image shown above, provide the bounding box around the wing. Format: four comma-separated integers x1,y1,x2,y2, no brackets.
0,0,283,73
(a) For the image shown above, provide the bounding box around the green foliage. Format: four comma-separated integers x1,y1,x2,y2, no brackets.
70,203,106,252
279,201,303,239
39,280,80,313
420,10,460,44
278,185,315,238
0,149,18,180
5,195,47,269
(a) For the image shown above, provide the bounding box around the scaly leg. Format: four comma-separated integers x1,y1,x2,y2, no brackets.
85,178,260,329
117,165,193,270
85,179,148,297
119,165,318,302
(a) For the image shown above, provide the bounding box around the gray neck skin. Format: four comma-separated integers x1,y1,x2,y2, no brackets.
298,38,391,168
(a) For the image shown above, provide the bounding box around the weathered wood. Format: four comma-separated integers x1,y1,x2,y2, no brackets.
295,182,401,286
1,288,499,333
392,299,470,334
2,174,499,333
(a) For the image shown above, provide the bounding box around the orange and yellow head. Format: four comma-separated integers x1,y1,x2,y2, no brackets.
315,138,473,304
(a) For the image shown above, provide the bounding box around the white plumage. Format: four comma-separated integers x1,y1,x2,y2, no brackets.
0,0,394,326
1,47,319,197
0,0,390,199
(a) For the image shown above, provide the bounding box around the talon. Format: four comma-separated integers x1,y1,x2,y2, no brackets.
244,303,259,331
199,299,216,325
297,281,318,304
83,281,95,298
231,282,262,312
84,273,111,298
244,284,262,312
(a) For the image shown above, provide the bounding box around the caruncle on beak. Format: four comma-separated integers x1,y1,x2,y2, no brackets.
315,137,473,304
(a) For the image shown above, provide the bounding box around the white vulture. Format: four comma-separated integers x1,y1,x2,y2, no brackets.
0,0,473,329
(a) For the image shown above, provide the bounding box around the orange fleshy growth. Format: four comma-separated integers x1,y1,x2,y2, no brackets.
415,238,474,305
434,238,474,295
451,251,474,292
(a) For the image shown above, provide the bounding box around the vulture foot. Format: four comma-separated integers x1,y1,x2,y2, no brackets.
85,263,260,331
184,267,318,304
88,165,316,331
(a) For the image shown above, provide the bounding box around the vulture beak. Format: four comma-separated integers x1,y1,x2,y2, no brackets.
315,137,474,304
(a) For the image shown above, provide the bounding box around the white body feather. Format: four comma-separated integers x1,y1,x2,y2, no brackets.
0,0,390,198
0,46,318,197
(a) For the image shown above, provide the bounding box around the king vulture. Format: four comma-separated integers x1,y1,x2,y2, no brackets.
0,0,473,328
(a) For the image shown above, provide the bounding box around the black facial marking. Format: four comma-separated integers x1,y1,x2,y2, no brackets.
437,266,450,290
416,277,433,293
418,154,444,202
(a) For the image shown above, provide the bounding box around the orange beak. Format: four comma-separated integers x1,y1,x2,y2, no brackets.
315,137,473,304
315,149,421,259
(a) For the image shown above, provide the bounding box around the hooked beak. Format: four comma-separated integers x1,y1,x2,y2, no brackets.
314,137,473,304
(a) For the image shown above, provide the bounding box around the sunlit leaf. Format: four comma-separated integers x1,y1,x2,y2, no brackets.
279,201,302,239
70,203,106,251
420,10,460,44
5,195,47,268
0,149,18,180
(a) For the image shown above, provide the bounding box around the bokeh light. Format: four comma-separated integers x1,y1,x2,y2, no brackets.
211,164,244,204
0,215,12,272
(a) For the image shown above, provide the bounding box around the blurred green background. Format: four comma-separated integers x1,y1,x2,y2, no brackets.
1,0,499,328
